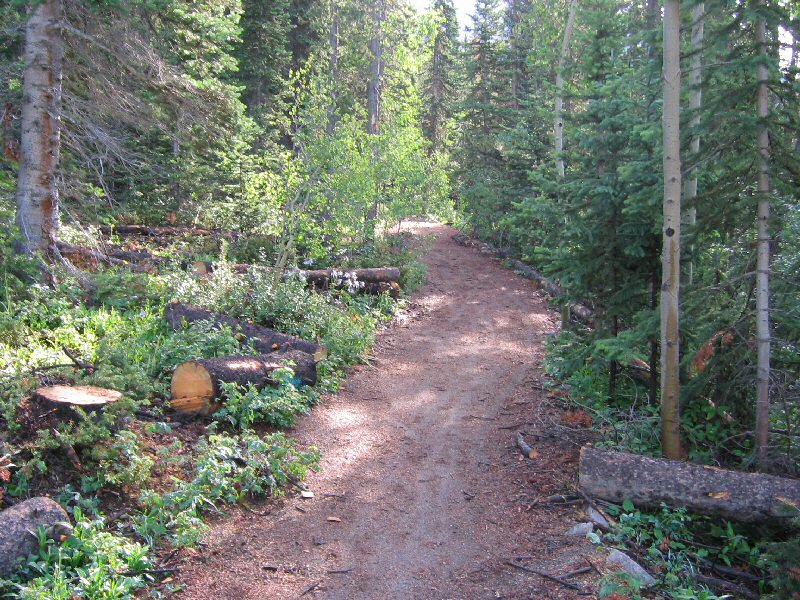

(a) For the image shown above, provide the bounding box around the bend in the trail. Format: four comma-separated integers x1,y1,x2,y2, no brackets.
178,223,599,599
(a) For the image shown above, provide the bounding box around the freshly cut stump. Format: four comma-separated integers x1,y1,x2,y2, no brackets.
32,385,122,416
164,302,327,361
0,497,71,577
171,350,317,415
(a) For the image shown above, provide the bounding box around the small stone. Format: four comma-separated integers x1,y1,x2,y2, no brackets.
566,522,593,537
587,506,610,529
606,549,656,587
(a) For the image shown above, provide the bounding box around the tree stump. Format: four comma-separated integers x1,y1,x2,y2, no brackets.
32,385,121,418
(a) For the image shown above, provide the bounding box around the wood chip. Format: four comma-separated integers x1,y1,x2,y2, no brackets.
327,516,341,523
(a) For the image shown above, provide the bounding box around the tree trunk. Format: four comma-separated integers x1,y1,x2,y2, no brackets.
579,447,800,523
366,0,384,229
755,13,772,469
683,2,703,285
164,302,327,361
554,0,578,179
170,350,317,414
15,0,63,257
660,0,683,459
326,4,339,136
0,497,71,578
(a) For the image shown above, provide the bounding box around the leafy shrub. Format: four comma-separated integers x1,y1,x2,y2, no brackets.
80,431,155,493
216,370,317,429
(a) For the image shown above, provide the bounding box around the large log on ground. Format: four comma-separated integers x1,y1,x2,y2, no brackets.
0,497,71,577
100,225,224,237
579,446,800,523
193,263,402,297
165,303,326,361
57,241,162,272
170,350,317,414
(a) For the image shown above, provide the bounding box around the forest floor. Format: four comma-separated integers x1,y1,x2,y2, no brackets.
175,223,602,599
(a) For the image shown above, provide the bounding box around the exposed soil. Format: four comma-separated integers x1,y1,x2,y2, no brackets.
176,223,601,599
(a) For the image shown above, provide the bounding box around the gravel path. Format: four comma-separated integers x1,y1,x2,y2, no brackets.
177,223,599,599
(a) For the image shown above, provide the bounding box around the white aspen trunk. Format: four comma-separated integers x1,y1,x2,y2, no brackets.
683,2,703,285
661,0,682,460
15,0,63,257
554,0,578,179
366,0,384,227
326,4,339,136
755,15,772,469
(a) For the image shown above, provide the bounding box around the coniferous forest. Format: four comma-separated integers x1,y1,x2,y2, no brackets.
1,0,799,598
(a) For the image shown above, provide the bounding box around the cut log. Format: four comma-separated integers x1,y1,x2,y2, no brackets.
516,431,538,459
195,263,402,297
0,497,71,577
170,350,317,415
579,446,800,523
164,302,327,361
32,385,121,418
56,241,162,272
100,225,222,237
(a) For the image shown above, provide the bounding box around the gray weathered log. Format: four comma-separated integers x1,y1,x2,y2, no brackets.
0,497,71,577
579,446,800,523
164,302,326,361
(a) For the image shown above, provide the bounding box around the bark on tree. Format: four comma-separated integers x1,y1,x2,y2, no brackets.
0,497,71,578
15,0,64,257
579,447,800,523
660,0,683,460
683,2,703,285
755,12,772,469
554,0,578,179
366,0,384,227
170,350,317,414
326,3,339,136
164,302,327,361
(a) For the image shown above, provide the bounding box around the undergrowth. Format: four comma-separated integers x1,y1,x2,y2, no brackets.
0,228,424,598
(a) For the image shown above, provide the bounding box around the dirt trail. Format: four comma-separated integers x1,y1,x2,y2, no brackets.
178,224,598,599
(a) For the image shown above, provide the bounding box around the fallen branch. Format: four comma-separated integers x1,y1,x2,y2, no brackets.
505,561,590,595
515,431,538,459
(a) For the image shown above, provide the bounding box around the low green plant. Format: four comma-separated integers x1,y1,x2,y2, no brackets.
216,371,317,430
133,431,320,547
80,431,155,493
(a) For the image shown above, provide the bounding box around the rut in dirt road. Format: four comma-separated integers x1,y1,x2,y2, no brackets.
178,224,598,600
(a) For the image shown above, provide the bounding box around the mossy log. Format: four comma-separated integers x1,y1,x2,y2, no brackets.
579,447,800,523
170,350,316,414
0,497,71,577
164,302,326,361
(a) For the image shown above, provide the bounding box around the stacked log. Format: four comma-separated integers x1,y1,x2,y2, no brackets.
164,302,327,361
170,350,316,415
579,446,800,523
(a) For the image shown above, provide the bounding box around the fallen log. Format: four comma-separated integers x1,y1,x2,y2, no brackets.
164,302,327,361
170,350,317,414
579,446,800,523
516,432,538,459
32,385,122,418
0,497,71,577
56,242,162,272
190,263,402,297
100,225,222,237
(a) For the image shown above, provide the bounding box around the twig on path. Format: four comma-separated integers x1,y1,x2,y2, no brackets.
299,581,321,597
576,488,616,530
505,561,591,595
467,415,495,421
515,431,538,459
561,566,593,579
498,421,534,430
327,568,352,574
